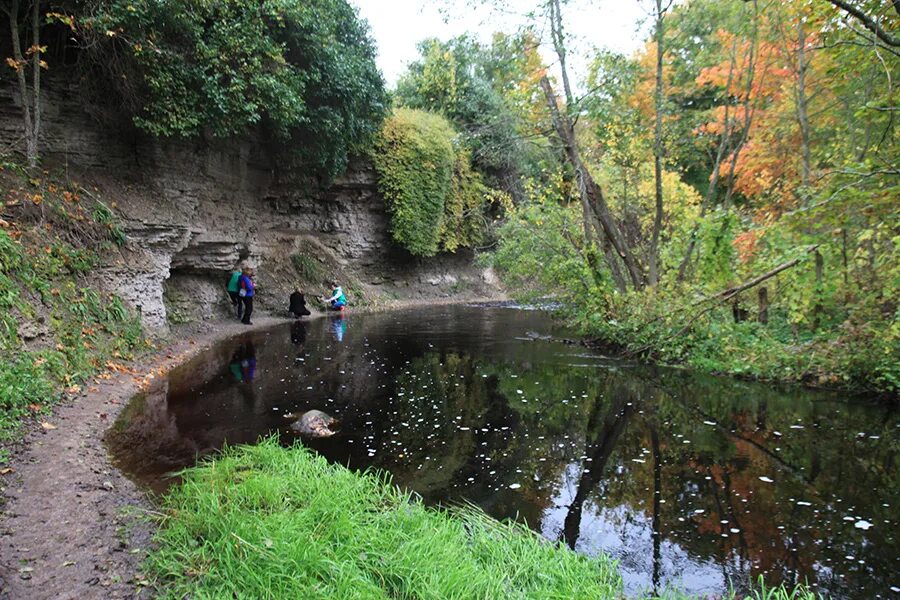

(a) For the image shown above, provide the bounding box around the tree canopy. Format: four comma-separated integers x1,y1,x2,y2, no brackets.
82,0,387,180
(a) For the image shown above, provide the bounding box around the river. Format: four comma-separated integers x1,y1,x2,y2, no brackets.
108,305,898,598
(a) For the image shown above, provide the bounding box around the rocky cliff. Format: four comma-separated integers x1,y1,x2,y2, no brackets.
0,76,501,329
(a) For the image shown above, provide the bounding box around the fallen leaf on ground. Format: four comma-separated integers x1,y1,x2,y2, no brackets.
0,467,15,474
41,422,57,430
28,403,43,412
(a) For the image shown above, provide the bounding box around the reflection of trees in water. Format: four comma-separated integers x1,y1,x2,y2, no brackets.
382,351,897,597
109,308,897,598
561,382,635,551
361,352,513,497
593,370,899,597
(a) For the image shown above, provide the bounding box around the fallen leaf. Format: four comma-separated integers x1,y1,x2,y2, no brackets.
28,403,42,412
41,422,57,430
0,467,15,475
62,561,76,567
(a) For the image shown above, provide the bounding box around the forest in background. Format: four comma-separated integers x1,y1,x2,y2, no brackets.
386,0,898,393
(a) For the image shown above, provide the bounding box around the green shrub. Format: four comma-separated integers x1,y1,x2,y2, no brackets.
0,226,145,457
373,108,457,256
291,253,324,283
374,109,505,256
441,149,492,252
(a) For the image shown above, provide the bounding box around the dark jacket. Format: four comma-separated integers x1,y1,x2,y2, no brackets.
289,291,310,315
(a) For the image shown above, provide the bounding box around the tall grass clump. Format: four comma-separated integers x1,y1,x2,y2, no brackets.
145,438,622,599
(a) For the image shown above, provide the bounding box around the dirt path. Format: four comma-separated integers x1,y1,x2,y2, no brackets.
0,316,293,599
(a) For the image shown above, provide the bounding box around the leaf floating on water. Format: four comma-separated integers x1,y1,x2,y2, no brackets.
854,520,874,530
758,476,774,483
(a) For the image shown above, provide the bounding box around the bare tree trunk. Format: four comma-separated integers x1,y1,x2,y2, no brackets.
30,0,41,168
649,0,666,287
676,37,742,282
841,228,849,302
540,76,646,290
796,19,811,189
722,0,760,211
758,286,769,324
548,0,574,107
7,0,36,168
813,249,824,330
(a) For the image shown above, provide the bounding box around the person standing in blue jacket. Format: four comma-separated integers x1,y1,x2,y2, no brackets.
239,267,255,325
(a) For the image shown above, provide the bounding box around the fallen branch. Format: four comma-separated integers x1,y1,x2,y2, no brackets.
625,246,819,357
695,245,820,305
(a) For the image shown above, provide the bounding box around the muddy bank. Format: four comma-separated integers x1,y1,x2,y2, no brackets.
0,316,294,599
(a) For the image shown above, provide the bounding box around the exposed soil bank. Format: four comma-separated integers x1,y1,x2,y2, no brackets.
0,316,287,599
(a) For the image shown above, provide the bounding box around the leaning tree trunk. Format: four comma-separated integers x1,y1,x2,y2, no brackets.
539,76,646,290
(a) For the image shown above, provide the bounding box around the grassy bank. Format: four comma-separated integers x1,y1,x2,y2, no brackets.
145,439,621,599
146,439,819,599
0,162,145,462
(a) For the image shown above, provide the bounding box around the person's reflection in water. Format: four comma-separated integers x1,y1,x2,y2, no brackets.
290,320,307,359
228,340,257,383
291,320,307,345
329,314,347,342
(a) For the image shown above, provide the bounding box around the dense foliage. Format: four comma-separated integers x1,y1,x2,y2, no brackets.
82,0,387,181
394,34,553,197
439,0,900,392
373,108,504,256
373,108,456,256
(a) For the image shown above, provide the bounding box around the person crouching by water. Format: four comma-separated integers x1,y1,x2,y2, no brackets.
289,287,311,318
239,267,255,325
226,265,243,320
321,280,346,312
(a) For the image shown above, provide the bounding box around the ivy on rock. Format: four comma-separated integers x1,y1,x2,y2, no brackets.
373,108,505,257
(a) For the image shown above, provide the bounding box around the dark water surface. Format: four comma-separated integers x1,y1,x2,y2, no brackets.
108,306,898,598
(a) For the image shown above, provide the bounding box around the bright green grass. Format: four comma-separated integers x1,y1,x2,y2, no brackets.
146,442,821,600
146,438,623,599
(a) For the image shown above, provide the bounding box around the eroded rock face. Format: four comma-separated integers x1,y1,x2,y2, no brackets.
1,76,503,329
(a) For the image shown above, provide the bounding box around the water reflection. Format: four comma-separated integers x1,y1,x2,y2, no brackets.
228,339,257,383
107,306,898,599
